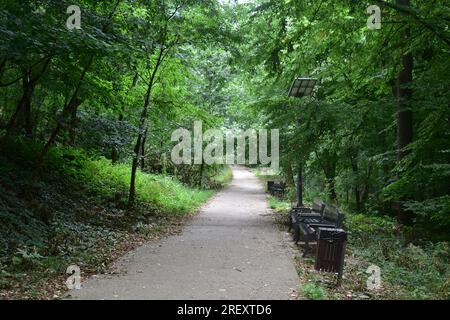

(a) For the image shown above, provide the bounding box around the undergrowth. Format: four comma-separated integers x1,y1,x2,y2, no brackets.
267,195,450,300
0,139,224,299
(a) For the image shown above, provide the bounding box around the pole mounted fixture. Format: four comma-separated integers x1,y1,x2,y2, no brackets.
288,77,317,207
288,77,317,98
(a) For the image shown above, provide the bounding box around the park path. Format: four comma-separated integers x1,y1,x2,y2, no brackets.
67,166,299,300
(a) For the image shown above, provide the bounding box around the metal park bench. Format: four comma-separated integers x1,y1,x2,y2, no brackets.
293,201,345,257
288,198,325,234
287,198,347,285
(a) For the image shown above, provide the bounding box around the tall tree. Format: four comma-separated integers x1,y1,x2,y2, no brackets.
395,0,414,225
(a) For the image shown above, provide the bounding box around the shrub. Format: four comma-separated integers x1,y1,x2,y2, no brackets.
303,284,327,300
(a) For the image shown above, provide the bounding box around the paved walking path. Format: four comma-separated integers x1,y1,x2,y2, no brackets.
68,166,299,299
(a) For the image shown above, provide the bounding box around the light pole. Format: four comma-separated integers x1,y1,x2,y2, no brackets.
288,77,317,207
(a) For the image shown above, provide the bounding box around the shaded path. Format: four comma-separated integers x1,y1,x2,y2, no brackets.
68,166,299,299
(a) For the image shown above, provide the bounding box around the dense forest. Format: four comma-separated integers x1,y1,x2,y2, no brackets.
0,0,449,300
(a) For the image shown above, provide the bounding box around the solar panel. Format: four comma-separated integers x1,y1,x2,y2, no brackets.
288,77,317,98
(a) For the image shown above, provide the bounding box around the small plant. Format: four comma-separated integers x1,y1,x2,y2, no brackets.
11,247,43,270
303,283,327,300
0,269,11,289
268,196,290,213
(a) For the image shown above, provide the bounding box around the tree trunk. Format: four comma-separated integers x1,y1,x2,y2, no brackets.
351,156,361,212
0,55,52,151
7,74,36,134
140,128,148,170
314,149,337,202
111,114,124,164
1,71,37,147
396,59,413,160
0,58,6,77
128,134,142,205
33,121,62,179
296,162,303,207
33,84,89,180
198,162,204,187
396,0,414,225
361,162,373,206
23,93,33,138
128,3,184,206
67,99,81,146
128,43,167,207
327,176,337,201
284,162,295,188
128,97,151,206
111,147,118,164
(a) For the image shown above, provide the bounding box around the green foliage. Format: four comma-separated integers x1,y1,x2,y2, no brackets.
346,213,450,299
346,213,399,245
11,247,44,271
271,193,449,300
268,196,290,213
302,283,327,300
0,141,223,300
0,193,50,261
0,140,215,291
223,0,450,239
0,0,449,299
0,0,235,298
84,158,212,214
210,166,233,188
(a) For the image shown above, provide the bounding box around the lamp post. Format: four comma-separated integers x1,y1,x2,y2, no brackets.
288,77,317,207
